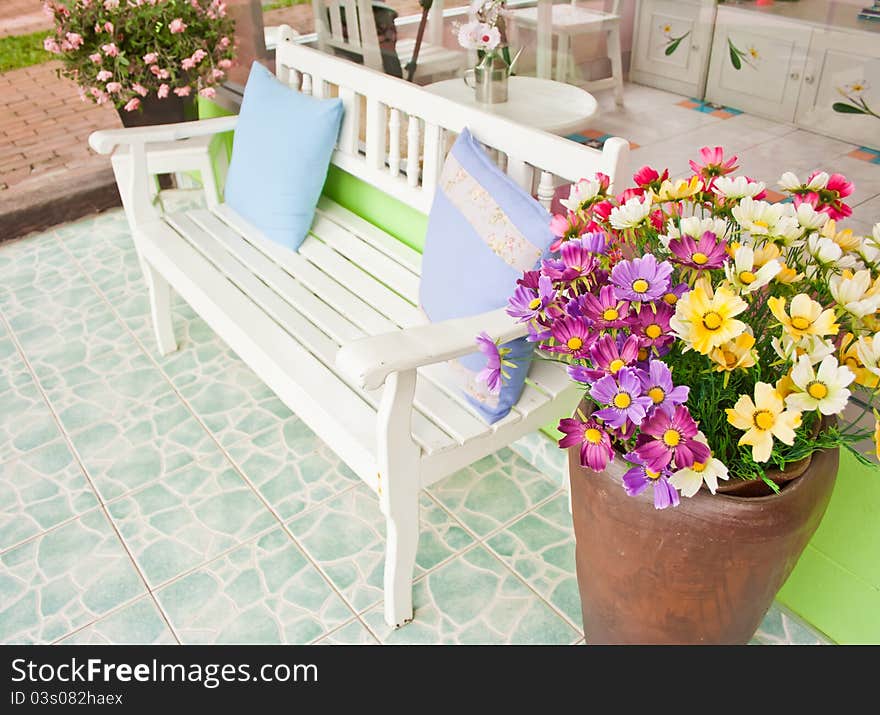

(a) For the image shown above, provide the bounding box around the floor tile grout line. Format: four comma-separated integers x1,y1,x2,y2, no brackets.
0,309,182,646
420,489,584,635
48,591,174,646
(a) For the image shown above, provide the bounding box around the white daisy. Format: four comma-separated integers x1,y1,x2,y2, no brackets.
725,244,781,293
772,333,836,365
857,333,880,379
805,171,829,190
668,433,729,497
560,177,601,213
785,355,854,416
795,203,829,231
806,233,857,271
609,193,653,230
714,176,766,200
778,171,802,192
829,270,880,318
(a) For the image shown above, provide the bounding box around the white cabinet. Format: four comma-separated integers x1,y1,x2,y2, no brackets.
705,9,812,123
795,29,880,147
630,0,717,98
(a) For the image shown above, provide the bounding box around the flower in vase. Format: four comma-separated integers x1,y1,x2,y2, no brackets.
560,177,605,213
579,285,629,329
668,231,728,271
709,332,757,373
785,355,854,416
688,145,738,181
631,302,675,353
508,274,555,322
768,294,839,340
657,175,702,202
714,175,766,200
670,283,747,355
726,382,802,463
457,21,500,51
829,269,880,318
590,368,653,429
632,165,668,192
621,453,680,510
475,331,512,394
609,193,653,230
633,405,709,470
637,360,689,417
558,417,615,472
724,244,781,294
610,254,673,303
547,316,594,359
839,333,879,388
668,433,729,497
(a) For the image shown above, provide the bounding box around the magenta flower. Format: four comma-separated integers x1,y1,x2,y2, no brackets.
637,360,689,417
689,146,738,181
610,254,673,303
475,332,503,394
588,333,640,378
579,285,629,329
590,368,653,429
558,418,614,472
668,231,728,271
633,405,710,471
547,316,594,358
633,165,668,191
621,452,680,510
508,274,555,322
543,239,598,282
631,302,674,351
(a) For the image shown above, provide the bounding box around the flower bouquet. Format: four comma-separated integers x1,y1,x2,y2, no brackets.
43,0,235,115
484,147,879,509
456,0,507,59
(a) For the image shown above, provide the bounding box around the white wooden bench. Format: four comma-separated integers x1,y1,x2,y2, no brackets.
90,29,628,628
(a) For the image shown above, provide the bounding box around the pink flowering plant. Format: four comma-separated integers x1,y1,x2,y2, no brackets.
43,0,235,112
482,147,880,508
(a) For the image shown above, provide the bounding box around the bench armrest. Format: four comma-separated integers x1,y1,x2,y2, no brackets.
89,116,239,155
336,307,527,390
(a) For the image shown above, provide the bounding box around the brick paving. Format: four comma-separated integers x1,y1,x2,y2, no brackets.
0,0,51,39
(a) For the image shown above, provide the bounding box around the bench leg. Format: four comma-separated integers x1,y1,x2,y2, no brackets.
382,476,420,628
142,258,177,356
607,25,625,106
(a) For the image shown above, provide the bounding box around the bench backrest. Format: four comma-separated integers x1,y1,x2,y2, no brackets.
275,27,629,216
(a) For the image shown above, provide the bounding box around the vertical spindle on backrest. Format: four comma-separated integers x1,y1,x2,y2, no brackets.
311,74,327,99
301,72,313,96
537,171,555,211
406,115,420,187
365,96,388,171
506,158,532,194
421,123,443,197
328,2,343,40
344,0,361,46
388,109,401,178
337,86,359,155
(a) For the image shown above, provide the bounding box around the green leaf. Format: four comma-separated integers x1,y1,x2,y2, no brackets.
832,101,868,115
728,39,742,70
665,37,683,56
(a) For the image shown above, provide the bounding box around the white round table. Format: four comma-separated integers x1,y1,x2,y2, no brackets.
424,76,598,137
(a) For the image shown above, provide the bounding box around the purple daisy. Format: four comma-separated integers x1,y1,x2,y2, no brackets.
507,275,556,322
580,231,607,255
517,270,542,290
590,367,653,429
659,282,689,308
621,452,681,510
558,417,615,472
610,254,673,303
579,285,630,329
556,239,599,281
637,360,690,417
632,405,710,471
547,316,594,358
580,333,641,381
475,331,504,394
668,231,728,271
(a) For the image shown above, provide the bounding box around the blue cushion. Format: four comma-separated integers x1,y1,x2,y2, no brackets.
420,128,553,423
224,63,344,251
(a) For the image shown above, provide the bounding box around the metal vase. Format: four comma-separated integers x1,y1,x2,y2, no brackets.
463,53,509,105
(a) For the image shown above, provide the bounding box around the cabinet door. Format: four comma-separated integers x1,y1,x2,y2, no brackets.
795,29,880,148
630,0,715,97
705,9,811,122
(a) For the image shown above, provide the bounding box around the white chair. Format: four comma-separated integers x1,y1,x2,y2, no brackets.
312,0,464,81
512,0,624,104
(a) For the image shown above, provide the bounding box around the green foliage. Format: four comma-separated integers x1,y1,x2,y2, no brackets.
0,31,52,73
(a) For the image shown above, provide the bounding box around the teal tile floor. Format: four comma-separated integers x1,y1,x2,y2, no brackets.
0,197,831,645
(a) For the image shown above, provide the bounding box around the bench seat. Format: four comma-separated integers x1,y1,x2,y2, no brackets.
138,197,576,490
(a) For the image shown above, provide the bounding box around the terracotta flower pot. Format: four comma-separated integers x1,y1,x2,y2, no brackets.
569,436,838,644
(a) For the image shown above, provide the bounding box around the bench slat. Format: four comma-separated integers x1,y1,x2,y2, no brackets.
213,205,398,336
309,213,420,303
315,197,422,275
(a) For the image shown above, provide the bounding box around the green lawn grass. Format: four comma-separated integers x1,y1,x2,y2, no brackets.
0,31,52,73
262,0,309,11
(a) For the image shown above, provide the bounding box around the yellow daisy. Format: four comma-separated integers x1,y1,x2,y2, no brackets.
670,284,748,355
657,176,702,202
839,332,879,388
709,332,757,372
768,294,838,340
726,382,802,463
821,219,861,252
